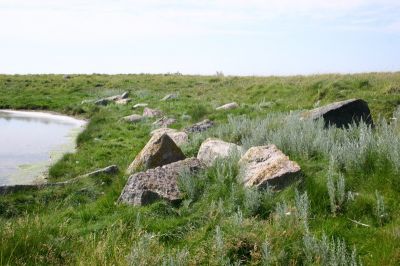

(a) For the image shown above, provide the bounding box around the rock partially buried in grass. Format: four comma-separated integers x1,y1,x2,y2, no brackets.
94,91,130,106
119,158,205,206
216,102,239,111
197,138,243,166
83,165,119,177
133,103,148,109
126,133,186,174
153,116,176,127
115,98,131,105
122,114,143,123
301,99,373,128
161,93,178,101
184,119,215,133
150,128,188,147
143,107,163,118
239,145,301,190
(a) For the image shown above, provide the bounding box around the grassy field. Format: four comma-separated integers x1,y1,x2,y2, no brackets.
0,73,399,265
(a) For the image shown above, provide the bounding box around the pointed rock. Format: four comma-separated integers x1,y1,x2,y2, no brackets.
126,133,186,174
239,145,301,190
197,138,243,166
150,128,188,147
301,99,373,128
119,158,205,206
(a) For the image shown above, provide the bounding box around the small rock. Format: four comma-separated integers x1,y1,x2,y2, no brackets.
115,98,131,105
63,74,71,80
95,98,112,106
301,99,373,128
84,165,119,177
216,102,239,111
197,138,243,166
184,119,215,133
119,158,205,206
153,116,177,127
239,145,301,190
126,133,186,174
161,93,178,101
81,99,94,104
133,103,148,109
150,128,189,147
120,91,129,99
122,114,143,123
143,107,163,118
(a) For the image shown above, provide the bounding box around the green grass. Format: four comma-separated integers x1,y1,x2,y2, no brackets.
0,73,399,265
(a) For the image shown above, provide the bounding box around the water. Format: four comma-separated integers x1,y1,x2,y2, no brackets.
0,110,86,186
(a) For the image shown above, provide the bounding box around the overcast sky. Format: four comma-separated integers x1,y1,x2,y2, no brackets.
1,0,399,75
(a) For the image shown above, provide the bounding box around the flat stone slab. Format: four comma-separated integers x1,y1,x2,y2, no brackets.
119,158,205,206
197,138,243,166
126,133,186,174
302,99,373,127
216,102,239,111
185,119,215,133
239,145,301,189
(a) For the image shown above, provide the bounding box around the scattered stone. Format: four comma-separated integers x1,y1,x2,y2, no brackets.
95,98,112,106
63,74,71,80
126,133,186,174
133,103,148,109
122,114,143,123
197,138,243,166
161,93,178,101
216,102,239,111
302,99,373,127
84,165,118,177
115,98,131,105
120,91,129,99
143,107,163,118
153,116,177,127
150,128,188,147
119,158,205,206
239,145,301,190
184,119,215,133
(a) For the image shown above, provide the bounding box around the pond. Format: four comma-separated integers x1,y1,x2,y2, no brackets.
0,110,86,186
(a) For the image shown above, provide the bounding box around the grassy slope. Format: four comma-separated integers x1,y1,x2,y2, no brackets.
0,73,399,265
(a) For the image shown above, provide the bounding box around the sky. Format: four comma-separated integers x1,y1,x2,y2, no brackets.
0,0,400,76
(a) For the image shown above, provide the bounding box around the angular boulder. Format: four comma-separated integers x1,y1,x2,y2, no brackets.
150,128,189,147
197,138,243,166
185,119,215,133
216,102,239,111
143,107,163,118
119,158,205,206
239,145,301,189
126,133,186,174
302,99,373,127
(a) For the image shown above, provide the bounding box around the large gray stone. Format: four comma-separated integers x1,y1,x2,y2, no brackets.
119,158,205,206
239,145,301,189
302,99,373,127
197,138,243,166
126,133,186,174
